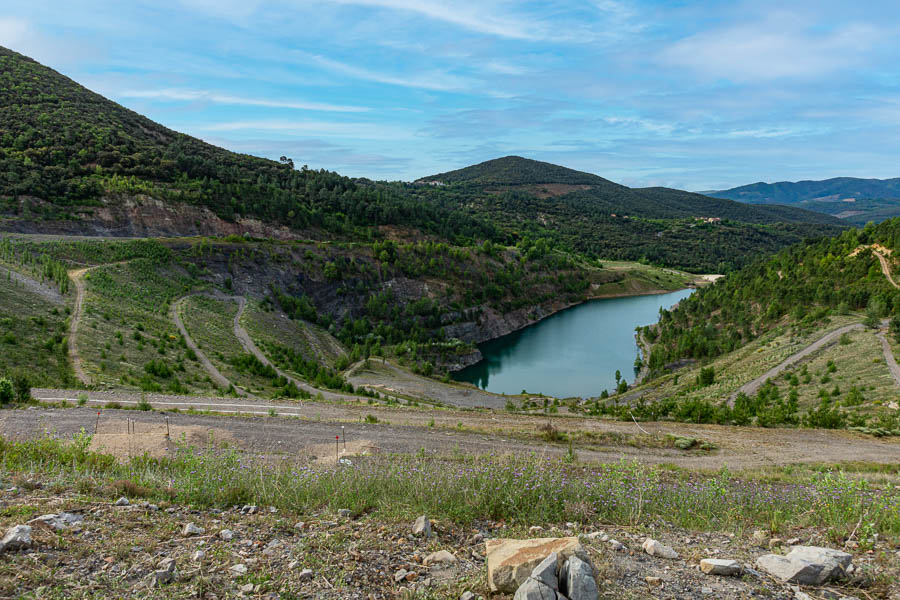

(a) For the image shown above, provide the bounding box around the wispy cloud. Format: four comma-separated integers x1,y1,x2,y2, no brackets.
116,88,369,112
328,0,541,40
198,119,416,140
295,51,477,93
661,16,884,82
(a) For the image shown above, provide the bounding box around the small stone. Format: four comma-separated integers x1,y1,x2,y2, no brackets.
769,538,784,549
404,572,418,582
701,586,714,595
424,550,458,566
460,593,476,600
700,558,742,576
529,526,544,533
294,521,305,530
412,515,432,537
219,529,234,541
338,508,351,518
645,576,662,587
230,564,248,575
394,569,408,583
182,523,204,536
0,525,32,552
298,568,313,581
114,497,130,506
28,512,84,531
192,550,206,561
787,537,801,545
608,540,625,552
240,583,254,593
642,538,679,559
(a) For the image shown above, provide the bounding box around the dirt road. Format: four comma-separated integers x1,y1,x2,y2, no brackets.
874,250,899,289
25,388,900,469
67,268,92,386
728,323,865,404
170,295,237,392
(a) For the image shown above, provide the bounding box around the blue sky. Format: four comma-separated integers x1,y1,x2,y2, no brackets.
3,1,900,190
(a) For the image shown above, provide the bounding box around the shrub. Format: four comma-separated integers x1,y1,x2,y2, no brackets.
364,414,378,424
697,366,716,387
0,378,13,404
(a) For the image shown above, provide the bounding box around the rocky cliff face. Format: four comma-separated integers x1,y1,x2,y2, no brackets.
2,195,302,239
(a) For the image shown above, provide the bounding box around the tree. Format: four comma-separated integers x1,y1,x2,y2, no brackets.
0,378,13,404
891,316,900,343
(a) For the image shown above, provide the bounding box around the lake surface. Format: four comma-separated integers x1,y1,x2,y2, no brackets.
452,288,694,398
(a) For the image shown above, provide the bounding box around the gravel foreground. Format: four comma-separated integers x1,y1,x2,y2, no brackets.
0,483,897,599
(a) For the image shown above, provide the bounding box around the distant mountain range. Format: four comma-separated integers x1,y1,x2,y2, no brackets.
707,177,900,225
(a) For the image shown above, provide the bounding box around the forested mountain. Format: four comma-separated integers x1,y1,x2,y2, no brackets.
0,46,494,243
648,219,900,371
0,46,843,272
710,177,900,225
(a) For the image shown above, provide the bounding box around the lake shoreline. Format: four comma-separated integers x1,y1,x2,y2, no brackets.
451,288,696,397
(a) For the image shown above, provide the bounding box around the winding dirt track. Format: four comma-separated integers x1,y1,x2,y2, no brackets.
170,295,235,392
874,250,899,289
727,323,865,404
67,268,91,386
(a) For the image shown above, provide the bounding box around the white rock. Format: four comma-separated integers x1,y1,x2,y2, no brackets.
412,515,432,537
219,528,234,540
460,593,476,600
0,525,32,552
114,497,130,506
294,521,305,530
240,583,254,593
181,523,204,536
394,569,408,583
642,538,679,559
700,558,742,576
424,550,458,566
28,512,84,531
230,563,248,575
192,550,206,561
298,568,313,581
608,539,625,552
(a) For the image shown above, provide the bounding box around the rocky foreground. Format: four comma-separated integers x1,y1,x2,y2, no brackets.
0,482,897,599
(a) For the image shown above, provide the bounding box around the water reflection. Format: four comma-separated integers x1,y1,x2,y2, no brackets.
453,288,694,398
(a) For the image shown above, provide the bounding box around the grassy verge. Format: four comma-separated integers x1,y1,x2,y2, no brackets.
2,433,897,545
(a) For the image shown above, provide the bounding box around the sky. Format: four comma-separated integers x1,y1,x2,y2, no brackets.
3,1,900,190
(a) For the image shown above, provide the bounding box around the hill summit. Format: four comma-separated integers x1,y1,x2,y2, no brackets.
417,156,614,186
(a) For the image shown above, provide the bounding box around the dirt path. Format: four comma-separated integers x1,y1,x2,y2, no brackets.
728,323,865,404
877,331,900,387
67,267,92,386
874,250,899,289
230,296,319,400
19,391,900,469
170,295,245,394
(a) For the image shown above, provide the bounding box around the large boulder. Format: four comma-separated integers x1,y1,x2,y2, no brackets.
700,558,742,576
756,546,852,585
486,537,588,593
560,555,599,600
513,577,557,600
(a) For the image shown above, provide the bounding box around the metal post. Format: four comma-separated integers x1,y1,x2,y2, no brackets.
335,435,339,460
95,410,100,434
342,426,346,451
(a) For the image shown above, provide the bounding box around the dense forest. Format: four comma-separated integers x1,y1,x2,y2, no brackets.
0,46,844,272
648,219,900,371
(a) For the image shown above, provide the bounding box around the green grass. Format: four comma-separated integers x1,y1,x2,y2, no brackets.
0,265,74,387
78,260,214,394
2,432,897,543
180,295,284,396
243,301,347,369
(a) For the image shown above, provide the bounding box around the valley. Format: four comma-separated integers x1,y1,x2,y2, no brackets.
0,44,898,600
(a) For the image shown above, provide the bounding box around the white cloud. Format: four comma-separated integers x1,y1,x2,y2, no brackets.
0,16,30,47
198,119,415,140
327,0,540,40
116,88,369,112
297,52,477,92
661,18,883,82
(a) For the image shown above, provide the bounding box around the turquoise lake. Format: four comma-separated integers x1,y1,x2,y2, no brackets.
452,288,694,398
